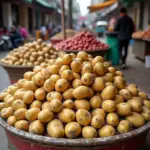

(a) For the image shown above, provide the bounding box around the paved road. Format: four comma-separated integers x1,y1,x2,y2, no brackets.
0,49,150,149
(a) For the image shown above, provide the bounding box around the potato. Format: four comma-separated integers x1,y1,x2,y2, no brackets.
23,81,37,91
1,107,14,119
143,100,150,109
127,85,138,96
72,79,82,88
7,116,16,126
14,108,27,120
61,70,74,81
35,88,46,101
44,79,55,93
92,108,106,118
14,89,25,100
82,126,97,138
126,112,145,127
63,99,74,109
117,120,132,134
73,86,89,99
91,115,104,129
77,51,88,61
8,85,19,95
73,73,81,79
50,74,60,84
74,99,90,110
46,91,62,102
102,73,114,82
127,98,142,113
33,66,42,73
92,56,104,66
71,61,82,73
138,92,148,100
38,109,54,123
81,73,94,86
106,113,119,126
90,95,102,109
42,102,51,110
59,65,70,74
48,65,59,75
0,92,8,101
116,71,123,76
55,79,69,93
15,120,29,131
25,108,40,121
142,106,150,113
5,96,14,107
101,85,116,100
58,108,75,123
114,95,124,104
98,125,116,137
30,100,42,109
141,111,150,121
29,120,44,135
63,88,74,100
17,79,26,88
119,89,132,100
82,63,93,74
12,100,26,110
62,54,73,65
47,119,64,138
50,99,63,112
32,73,45,86
76,109,92,126
65,122,81,139
23,90,34,104
94,62,105,76
40,68,51,79
114,76,126,89
0,102,7,111
102,100,116,113
108,67,116,75
117,103,132,116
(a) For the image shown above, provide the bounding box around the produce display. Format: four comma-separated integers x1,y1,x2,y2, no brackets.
0,39,64,66
56,31,109,51
51,29,76,40
0,51,150,139
132,30,150,39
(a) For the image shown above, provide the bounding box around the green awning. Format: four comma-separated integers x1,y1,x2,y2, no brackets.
25,0,32,3
35,0,56,9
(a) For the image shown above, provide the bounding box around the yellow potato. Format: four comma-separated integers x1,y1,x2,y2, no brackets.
81,73,94,86
7,116,17,126
15,120,29,131
141,111,150,121
116,103,132,116
77,51,88,61
119,89,132,100
73,72,81,79
48,65,59,75
59,65,70,74
43,79,55,93
0,92,8,101
55,79,69,93
82,126,97,138
102,100,116,113
63,88,74,100
23,81,37,91
30,100,42,109
63,99,74,109
40,68,51,79
143,100,150,109
106,113,119,126
98,125,116,137
82,63,93,74
74,99,90,111
62,54,73,65
92,56,104,66
108,67,116,75
32,73,45,86
42,102,51,110
29,120,44,135
127,85,138,96
23,90,34,104
138,91,148,100
24,71,35,81
1,107,14,119
115,71,123,77
14,89,25,100
58,108,75,123
0,102,7,111
76,109,92,126
50,99,63,113
12,100,26,110
14,108,27,120
38,109,54,123
90,95,102,109
5,96,14,107
103,73,114,82
91,115,104,129
47,119,64,138
114,76,126,89
61,70,74,81
72,79,82,88
94,62,105,76
92,108,106,118
114,95,124,104
35,88,46,101
71,61,82,73
50,74,60,84
46,91,62,102
65,122,81,139
117,120,132,134
25,108,40,121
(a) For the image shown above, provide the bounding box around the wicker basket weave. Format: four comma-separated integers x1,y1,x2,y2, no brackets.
0,62,33,84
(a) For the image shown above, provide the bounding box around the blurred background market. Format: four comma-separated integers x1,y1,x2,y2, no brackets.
0,0,150,149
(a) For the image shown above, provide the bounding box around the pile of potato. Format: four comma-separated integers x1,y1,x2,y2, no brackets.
0,51,150,139
0,39,64,66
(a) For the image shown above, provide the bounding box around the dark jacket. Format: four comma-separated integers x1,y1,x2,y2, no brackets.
115,15,134,40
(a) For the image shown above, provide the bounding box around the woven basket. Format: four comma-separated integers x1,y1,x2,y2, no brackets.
0,62,33,84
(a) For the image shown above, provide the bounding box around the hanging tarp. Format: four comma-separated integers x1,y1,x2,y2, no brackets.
88,0,118,13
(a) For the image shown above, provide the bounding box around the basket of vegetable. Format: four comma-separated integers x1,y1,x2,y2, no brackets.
0,51,150,150
0,39,65,84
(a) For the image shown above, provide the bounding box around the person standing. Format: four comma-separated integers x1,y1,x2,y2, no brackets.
18,25,28,39
115,7,134,69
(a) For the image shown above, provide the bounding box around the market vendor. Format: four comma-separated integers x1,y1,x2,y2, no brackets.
114,7,134,69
